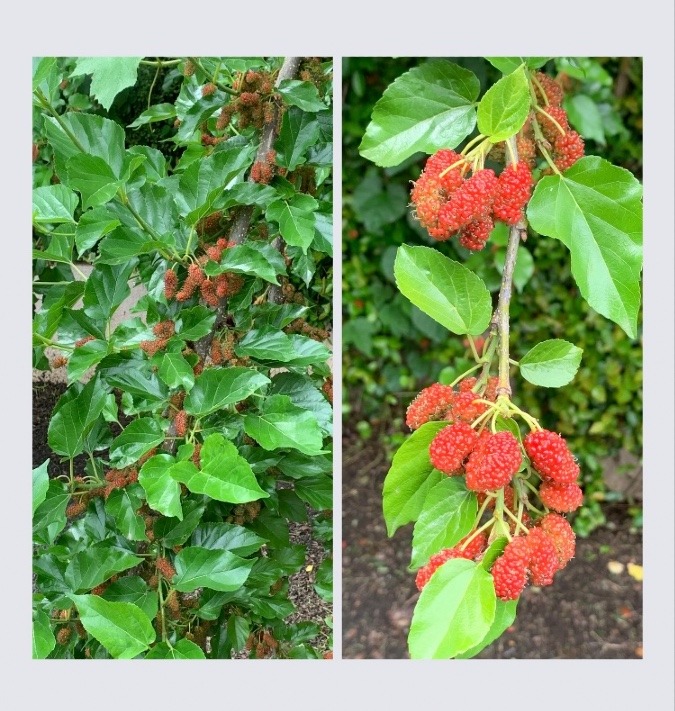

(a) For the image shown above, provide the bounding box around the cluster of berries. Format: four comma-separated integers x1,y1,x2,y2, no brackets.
245,629,279,659
251,149,278,185
517,72,585,173
491,513,576,599
406,376,499,430
225,500,262,526
163,239,244,311
140,319,175,357
217,70,277,133
410,150,533,250
415,532,488,590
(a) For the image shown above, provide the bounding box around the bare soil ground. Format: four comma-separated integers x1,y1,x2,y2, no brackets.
342,428,643,659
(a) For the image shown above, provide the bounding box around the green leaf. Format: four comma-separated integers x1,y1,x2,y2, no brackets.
276,107,321,171
486,57,550,74
269,372,332,434
456,598,518,658
145,639,206,659
226,616,250,653
351,167,408,232
243,395,325,455
479,536,508,572
66,154,121,209
48,376,108,457
174,145,255,224
170,433,269,503
359,60,479,167
102,577,158,620
173,547,255,592
184,367,270,416
394,245,492,336
128,103,176,129
33,609,56,659
408,559,496,659
158,352,195,391
43,112,126,179
527,156,643,338
383,422,447,536
65,544,143,592
207,243,286,285
278,79,327,112
477,65,530,142
71,594,155,659
266,195,318,253
154,499,205,546
97,226,166,264
104,486,148,541
191,523,267,557
235,330,330,367
83,262,134,321
565,94,606,145
32,460,50,515
294,475,333,510
410,478,477,569
314,557,333,602
109,417,166,468
176,305,217,341
33,480,70,544
72,57,142,111
520,339,583,387
139,454,184,520
33,185,79,224
67,340,108,383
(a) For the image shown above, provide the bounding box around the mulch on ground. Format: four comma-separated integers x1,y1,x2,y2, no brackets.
342,428,643,659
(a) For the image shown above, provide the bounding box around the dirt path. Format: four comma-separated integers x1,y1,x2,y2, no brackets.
342,430,643,659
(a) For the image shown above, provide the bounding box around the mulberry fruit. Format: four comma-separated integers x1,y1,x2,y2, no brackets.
539,481,583,512
492,162,533,226
539,512,576,568
429,422,480,474
524,429,580,484
464,431,522,491
492,536,530,600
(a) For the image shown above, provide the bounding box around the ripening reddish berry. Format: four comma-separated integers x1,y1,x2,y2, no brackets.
464,431,522,492
405,383,456,429
56,626,72,645
153,320,175,339
429,422,480,474
200,279,220,307
516,135,536,168
437,169,498,235
553,130,585,171
251,161,273,184
202,82,217,97
174,410,188,438
183,60,196,77
533,72,564,106
526,527,560,586
524,429,580,484
74,335,95,348
459,215,494,251
210,339,224,365
492,163,533,226
415,533,488,590
50,355,68,369
539,481,583,512
65,500,87,518
156,557,176,581
539,513,576,568
492,536,530,600
538,106,570,143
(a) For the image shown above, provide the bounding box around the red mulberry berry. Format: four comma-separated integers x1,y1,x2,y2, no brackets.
465,431,522,492
458,377,478,393
210,339,224,365
56,626,72,645
405,383,456,429
516,135,536,168
183,60,195,77
156,557,176,581
429,422,480,474
553,130,584,171
139,338,168,357
446,390,489,424
459,215,494,251
153,320,175,339
539,481,583,512
533,72,563,106
200,279,220,307
539,513,576,568
492,536,530,600
50,355,68,369
251,161,273,184
437,169,498,235
74,335,95,348
492,163,533,226
539,106,569,142
526,527,560,587
174,410,188,438
202,82,217,97
415,533,488,590
215,272,244,298
524,430,580,484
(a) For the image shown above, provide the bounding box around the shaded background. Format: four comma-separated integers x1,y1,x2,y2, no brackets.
342,57,643,658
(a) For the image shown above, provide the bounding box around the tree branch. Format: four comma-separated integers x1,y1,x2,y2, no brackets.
495,136,525,398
